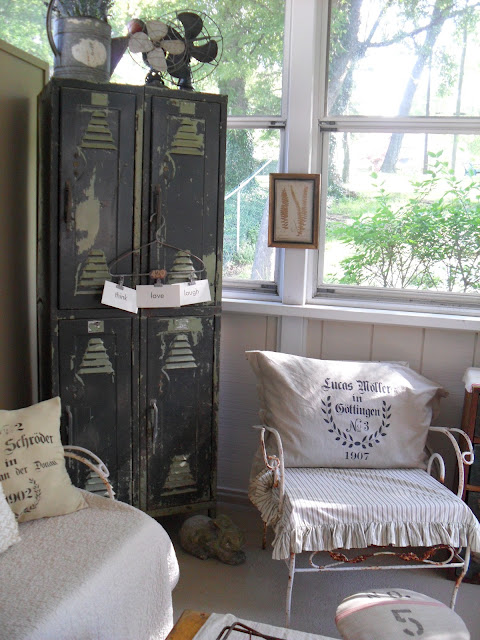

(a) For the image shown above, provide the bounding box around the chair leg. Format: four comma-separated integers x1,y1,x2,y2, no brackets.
450,545,471,610
285,552,296,628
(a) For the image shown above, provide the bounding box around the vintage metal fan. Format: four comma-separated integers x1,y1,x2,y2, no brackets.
127,10,223,90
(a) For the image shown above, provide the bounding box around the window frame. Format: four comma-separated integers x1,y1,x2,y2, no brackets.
311,116,480,312
222,116,286,300
223,0,323,304
308,1,480,314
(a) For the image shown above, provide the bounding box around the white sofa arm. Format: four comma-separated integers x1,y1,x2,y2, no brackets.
63,445,115,500
253,424,285,512
427,427,474,497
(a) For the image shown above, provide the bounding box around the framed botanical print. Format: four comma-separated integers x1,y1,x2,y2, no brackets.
268,173,320,249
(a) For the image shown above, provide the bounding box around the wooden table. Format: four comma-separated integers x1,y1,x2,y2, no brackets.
166,611,211,640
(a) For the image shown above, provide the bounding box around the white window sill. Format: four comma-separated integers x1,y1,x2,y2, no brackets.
222,297,480,331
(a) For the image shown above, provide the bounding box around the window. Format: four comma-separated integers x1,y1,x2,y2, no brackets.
224,128,281,282
315,0,480,311
4,0,478,312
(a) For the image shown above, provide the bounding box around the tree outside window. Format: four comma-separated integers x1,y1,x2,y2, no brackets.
320,0,480,301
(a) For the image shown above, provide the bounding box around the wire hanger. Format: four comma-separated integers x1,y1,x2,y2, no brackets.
108,234,206,289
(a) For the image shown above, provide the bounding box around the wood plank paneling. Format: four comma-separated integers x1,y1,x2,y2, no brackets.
218,383,263,493
472,334,480,367
320,321,373,361
218,313,274,493
220,313,273,382
306,319,323,359
371,325,424,371
422,328,477,426
266,316,278,351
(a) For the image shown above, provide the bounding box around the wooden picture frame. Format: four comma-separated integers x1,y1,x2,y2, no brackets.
268,173,320,249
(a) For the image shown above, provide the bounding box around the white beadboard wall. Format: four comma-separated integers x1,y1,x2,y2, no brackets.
218,311,479,501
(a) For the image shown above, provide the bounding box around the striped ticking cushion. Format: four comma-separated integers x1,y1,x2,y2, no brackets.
335,589,470,640
249,467,480,560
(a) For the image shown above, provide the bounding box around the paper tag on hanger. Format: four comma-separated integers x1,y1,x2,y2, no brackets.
136,284,181,308
178,279,211,306
101,281,138,314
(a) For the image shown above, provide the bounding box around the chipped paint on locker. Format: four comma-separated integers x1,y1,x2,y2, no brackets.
75,249,111,294
203,251,218,299
80,108,117,150
169,117,204,156
77,337,114,377
75,170,101,253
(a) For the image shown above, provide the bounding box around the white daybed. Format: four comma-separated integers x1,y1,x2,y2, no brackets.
0,489,179,640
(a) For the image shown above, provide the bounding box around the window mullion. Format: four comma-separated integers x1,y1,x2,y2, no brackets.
281,0,321,307
319,116,480,134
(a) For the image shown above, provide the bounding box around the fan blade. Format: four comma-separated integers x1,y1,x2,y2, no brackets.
162,39,185,55
129,32,153,54
167,25,184,41
146,47,167,72
177,12,204,41
146,20,168,45
166,54,190,79
191,39,218,64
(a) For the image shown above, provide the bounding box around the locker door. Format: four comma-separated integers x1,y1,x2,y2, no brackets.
143,315,217,512
58,87,137,309
146,92,222,304
58,317,135,503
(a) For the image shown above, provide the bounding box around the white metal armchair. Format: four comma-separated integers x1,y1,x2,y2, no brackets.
246,351,480,628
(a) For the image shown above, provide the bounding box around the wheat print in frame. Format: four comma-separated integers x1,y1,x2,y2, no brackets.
268,173,320,248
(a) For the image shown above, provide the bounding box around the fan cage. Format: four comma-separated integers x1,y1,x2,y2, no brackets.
128,9,223,90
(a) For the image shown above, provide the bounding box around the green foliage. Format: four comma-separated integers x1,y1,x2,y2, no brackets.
0,2,53,62
225,130,256,193
54,0,114,21
435,48,457,98
0,0,284,117
223,179,267,276
336,153,480,293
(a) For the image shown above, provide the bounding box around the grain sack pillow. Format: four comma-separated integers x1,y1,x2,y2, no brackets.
246,351,447,469
0,481,20,553
335,589,470,640
0,397,87,522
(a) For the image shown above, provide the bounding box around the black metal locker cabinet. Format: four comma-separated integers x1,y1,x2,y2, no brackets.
38,78,227,516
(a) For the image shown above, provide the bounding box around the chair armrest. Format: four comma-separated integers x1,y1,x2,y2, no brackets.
63,446,115,500
253,424,285,512
427,427,474,497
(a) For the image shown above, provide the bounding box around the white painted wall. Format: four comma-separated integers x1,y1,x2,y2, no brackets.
217,311,476,500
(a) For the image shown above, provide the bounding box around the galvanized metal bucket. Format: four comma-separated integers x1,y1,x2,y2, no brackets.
47,1,112,83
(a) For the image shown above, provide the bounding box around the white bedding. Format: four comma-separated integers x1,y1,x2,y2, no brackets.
249,467,480,560
0,491,179,640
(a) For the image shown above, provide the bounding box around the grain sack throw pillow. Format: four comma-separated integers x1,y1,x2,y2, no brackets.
246,351,447,469
0,481,20,553
0,397,86,522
